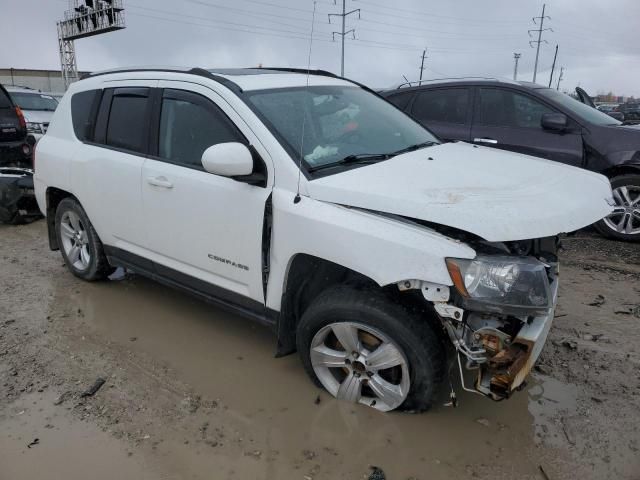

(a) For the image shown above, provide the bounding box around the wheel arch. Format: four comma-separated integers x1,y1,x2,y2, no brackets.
600,163,640,179
274,253,380,356
45,187,79,250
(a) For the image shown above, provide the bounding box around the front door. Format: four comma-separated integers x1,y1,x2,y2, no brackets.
471,87,584,168
141,82,273,305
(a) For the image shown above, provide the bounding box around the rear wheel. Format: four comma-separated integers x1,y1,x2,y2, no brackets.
55,198,114,281
297,286,445,412
595,174,640,242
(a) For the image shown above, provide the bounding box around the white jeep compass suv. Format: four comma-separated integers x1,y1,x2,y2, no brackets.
34,67,613,412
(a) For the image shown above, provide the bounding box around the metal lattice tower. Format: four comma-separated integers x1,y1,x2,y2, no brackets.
57,0,126,89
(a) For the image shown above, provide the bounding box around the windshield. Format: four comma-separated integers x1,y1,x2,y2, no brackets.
247,85,439,172
9,92,58,111
537,89,622,126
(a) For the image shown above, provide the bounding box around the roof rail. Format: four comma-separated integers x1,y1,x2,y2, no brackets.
83,67,243,93
396,76,503,89
258,67,340,79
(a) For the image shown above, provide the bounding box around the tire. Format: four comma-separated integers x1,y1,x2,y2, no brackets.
296,286,445,412
55,198,115,281
594,174,640,242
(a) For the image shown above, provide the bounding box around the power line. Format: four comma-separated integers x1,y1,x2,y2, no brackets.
328,0,360,76
529,3,552,83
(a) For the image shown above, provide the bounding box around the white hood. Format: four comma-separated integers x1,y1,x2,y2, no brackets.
307,142,614,242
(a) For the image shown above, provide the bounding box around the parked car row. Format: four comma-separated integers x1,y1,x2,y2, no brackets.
32,67,613,412
0,83,43,223
382,78,640,241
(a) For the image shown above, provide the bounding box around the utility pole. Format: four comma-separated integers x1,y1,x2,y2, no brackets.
513,53,521,81
328,0,360,77
548,44,558,88
529,3,552,84
556,66,564,91
419,48,427,84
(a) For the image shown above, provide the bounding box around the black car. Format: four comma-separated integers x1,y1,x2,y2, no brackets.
0,83,38,224
382,79,640,242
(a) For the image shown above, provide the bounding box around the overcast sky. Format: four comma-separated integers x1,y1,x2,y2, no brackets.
2,0,639,96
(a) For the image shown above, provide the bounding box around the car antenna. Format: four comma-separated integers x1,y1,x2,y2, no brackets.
294,1,317,205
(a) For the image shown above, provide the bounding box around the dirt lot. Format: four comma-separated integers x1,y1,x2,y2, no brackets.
1,220,639,480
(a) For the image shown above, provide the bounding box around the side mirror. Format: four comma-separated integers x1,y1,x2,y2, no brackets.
201,142,253,177
541,112,568,132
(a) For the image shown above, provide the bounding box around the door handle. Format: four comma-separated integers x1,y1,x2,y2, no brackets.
146,176,173,189
474,138,498,144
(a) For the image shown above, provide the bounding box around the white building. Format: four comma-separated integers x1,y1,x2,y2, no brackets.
0,68,90,94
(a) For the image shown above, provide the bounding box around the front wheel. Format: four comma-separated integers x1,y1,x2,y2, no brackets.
296,287,445,412
595,174,640,242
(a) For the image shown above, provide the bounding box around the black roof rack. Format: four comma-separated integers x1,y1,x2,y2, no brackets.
83,67,243,93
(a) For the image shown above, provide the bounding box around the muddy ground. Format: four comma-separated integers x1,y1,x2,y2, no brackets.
1,220,639,480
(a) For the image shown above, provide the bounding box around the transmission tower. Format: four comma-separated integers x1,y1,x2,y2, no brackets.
329,0,360,77
528,3,552,84
556,66,565,91
57,0,126,89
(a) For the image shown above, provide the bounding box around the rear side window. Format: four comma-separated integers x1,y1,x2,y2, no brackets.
105,89,150,153
477,88,555,128
386,92,414,111
411,88,469,124
157,89,244,168
71,90,99,141
0,87,12,108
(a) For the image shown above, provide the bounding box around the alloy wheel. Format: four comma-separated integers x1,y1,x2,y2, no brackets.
310,321,410,412
603,185,640,236
59,210,91,271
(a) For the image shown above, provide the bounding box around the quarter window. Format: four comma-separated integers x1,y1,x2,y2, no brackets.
105,89,150,153
71,90,99,141
158,89,244,168
478,88,555,128
411,88,469,124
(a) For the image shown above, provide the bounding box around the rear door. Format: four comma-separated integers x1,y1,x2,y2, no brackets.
471,87,584,167
408,87,472,141
0,85,25,143
71,81,156,252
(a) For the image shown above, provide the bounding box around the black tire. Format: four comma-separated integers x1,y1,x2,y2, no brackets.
55,198,115,281
296,286,445,412
594,174,640,242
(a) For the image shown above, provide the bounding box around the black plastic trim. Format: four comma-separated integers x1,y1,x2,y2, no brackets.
104,245,276,328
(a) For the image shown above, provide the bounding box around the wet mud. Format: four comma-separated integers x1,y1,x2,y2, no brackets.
1,222,639,479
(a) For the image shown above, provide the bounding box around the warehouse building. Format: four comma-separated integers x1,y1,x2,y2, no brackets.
0,68,89,94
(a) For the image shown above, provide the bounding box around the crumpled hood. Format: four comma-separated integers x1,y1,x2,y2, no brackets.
306,142,614,242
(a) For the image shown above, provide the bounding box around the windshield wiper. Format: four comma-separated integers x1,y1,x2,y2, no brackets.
388,140,439,156
308,153,391,172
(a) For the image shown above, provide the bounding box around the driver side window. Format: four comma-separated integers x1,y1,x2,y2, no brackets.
158,89,245,168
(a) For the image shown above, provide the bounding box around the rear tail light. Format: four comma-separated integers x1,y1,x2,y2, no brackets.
15,106,26,130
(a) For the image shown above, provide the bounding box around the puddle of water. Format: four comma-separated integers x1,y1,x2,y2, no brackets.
48,273,581,479
0,393,154,480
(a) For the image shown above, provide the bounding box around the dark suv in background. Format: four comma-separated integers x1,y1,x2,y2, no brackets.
0,83,38,224
382,79,640,242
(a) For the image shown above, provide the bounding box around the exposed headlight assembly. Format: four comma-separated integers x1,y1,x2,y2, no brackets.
446,255,552,314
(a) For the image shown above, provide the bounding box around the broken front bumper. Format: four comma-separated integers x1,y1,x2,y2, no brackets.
475,278,558,399
0,168,41,224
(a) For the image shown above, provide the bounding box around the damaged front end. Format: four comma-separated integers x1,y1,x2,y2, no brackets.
0,168,41,224
402,236,559,401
